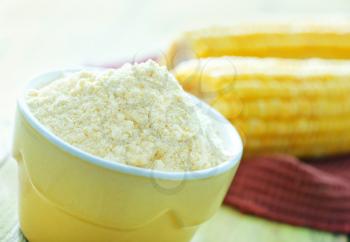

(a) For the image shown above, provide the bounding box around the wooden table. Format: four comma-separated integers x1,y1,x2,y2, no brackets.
1,0,350,241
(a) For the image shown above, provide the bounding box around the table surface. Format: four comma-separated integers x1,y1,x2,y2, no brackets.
1,0,350,241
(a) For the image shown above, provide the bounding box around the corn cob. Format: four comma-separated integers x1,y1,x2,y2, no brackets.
173,57,350,157
167,23,350,68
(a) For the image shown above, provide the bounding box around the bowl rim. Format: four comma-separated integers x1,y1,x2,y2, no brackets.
17,68,243,180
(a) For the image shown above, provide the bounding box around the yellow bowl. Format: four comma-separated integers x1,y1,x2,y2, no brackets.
12,70,243,242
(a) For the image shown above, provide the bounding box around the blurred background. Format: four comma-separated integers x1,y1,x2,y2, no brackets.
1,0,350,123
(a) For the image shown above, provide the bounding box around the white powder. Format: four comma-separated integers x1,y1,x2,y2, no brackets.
26,61,229,171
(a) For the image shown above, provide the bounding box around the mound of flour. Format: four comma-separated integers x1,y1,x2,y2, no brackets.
26,61,229,171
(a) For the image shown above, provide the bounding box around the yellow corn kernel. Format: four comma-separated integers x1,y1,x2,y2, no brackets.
173,57,350,157
167,23,350,68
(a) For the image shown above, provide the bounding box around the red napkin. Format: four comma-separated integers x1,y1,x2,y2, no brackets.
224,154,350,233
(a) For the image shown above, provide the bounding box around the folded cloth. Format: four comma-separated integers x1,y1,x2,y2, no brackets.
224,154,350,233
96,56,159,69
